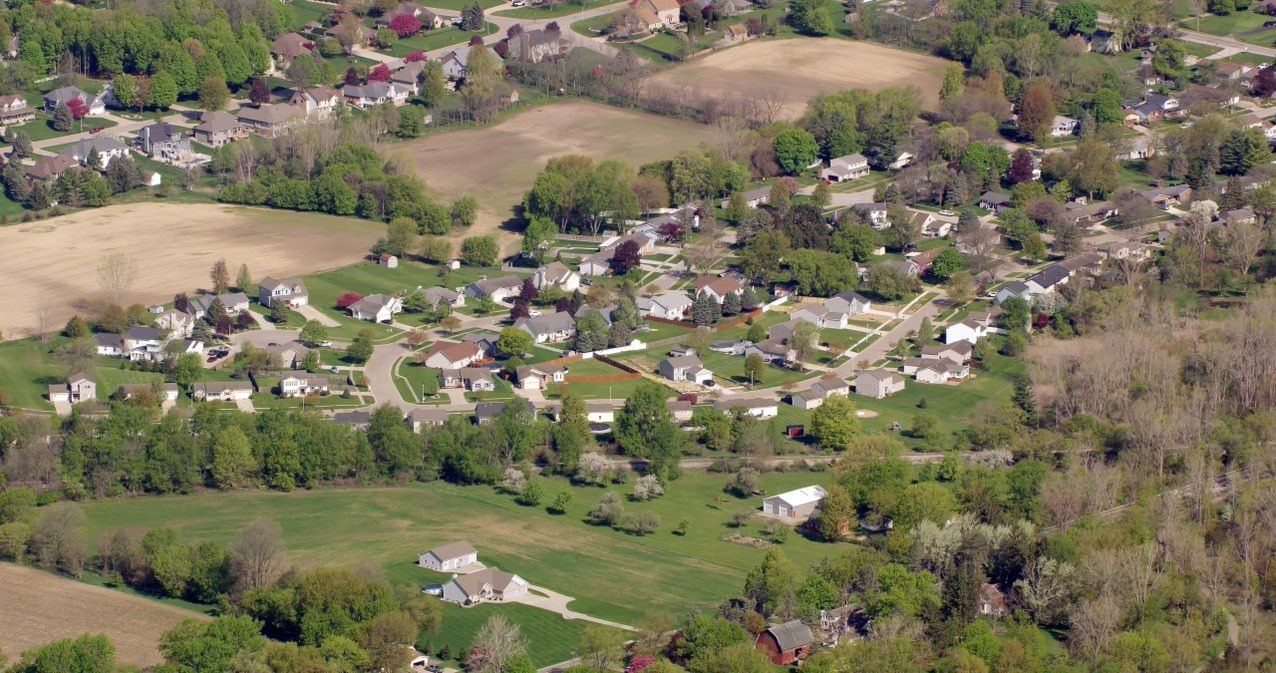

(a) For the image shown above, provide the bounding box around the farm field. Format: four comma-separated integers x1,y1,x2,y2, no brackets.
0,204,381,341
0,564,206,668
76,469,849,656
400,101,717,253
646,38,951,118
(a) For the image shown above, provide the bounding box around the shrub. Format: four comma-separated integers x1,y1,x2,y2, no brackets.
589,492,624,526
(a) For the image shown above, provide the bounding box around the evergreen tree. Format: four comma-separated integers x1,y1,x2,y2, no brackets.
691,292,721,326
1011,373,1037,426
52,102,73,131
740,285,760,310
722,291,742,316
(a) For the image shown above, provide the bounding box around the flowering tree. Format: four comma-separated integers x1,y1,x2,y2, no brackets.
66,98,89,119
336,292,364,309
405,50,428,62
390,12,422,37
626,655,655,673
368,64,392,82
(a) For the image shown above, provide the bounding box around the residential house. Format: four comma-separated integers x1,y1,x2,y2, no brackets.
855,369,906,399
915,360,970,384
667,399,694,422
333,411,372,429
59,136,129,169
258,277,309,308
819,606,866,645
789,305,848,330
514,312,577,344
659,354,713,385
271,32,312,67
348,294,403,322
533,261,581,292
418,541,478,571
636,0,682,25
440,49,469,80
96,327,171,361
1137,184,1191,209
439,367,495,392
820,153,870,182
48,374,97,404
882,258,920,278
289,85,342,117
733,185,772,209
115,383,179,403
1064,200,1118,227
192,381,254,401
473,402,507,425
1222,207,1256,227
1051,115,1079,137
424,341,483,369
193,111,249,147
823,290,871,316
694,275,744,304
761,485,827,520
407,408,450,432
602,231,659,255
237,103,300,138
0,94,34,125
420,286,464,309
1025,263,1072,295
1088,28,1121,54
921,340,973,364
755,620,816,666
465,276,524,302
515,363,568,390
979,583,1009,618
440,567,529,604
979,191,1012,212
1099,241,1153,262
745,337,796,364
189,292,251,319
279,375,329,397
262,343,312,369
343,81,410,108
637,292,694,320
789,375,850,409
1136,62,1167,87
154,309,195,337
586,400,617,424
852,202,891,229
43,86,104,115
391,61,427,94
715,397,779,419
460,332,496,357
1215,61,1251,82
633,3,664,31
578,252,612,277
945,316,990,345
508,28,565,63
135,122,196,166
722,23,751,42
1123,92,1181,125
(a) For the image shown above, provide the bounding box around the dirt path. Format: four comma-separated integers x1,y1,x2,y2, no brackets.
0,564,207,667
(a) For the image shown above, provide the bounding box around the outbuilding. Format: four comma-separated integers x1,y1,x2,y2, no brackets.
761,485,827,520
418,540,479,571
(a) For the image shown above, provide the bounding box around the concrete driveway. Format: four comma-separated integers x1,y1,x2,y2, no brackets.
508,585,636,631
294,304,341,328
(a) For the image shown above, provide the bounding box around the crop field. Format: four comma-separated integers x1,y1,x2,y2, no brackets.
646,38,950,118
0,564,206,668
401,101,717,253
0,204,381,341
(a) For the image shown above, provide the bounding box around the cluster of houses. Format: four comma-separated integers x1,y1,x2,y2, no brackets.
416,541,531,605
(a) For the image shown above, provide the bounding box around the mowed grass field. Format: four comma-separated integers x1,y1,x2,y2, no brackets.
0,204,382,342
400,101,718,253
646,38,951,118
77,470,848,658
0,564,206,667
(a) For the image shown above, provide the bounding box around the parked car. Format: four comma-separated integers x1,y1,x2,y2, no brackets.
937,209,954,217
318,340,333,348
511,0,526,5
90,126,104,135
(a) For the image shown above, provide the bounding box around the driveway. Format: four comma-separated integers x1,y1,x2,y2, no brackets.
294,303,341,328
234,398,256,413
508,585,636,631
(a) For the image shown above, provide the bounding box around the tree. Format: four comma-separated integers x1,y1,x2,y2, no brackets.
773,127,819,174
11,132,32,158
817,486,853,541
611,239,643,274
930,248,966,281
1066,140,1119,198
235,264,253,293
691,292,721,326
336,293,364,309
112,73,137,110
391,12,423,37
369,63,392,83
51,102,72,132
249,78,270,105
174,353,204,390
150,71,179,109
1053,1,1098,34
299,321,328,347
98,252,138,305
461,236,499,266
1008,149,1035,184
614,381,685,475
580,625,627,672
211,427,256,488
199,76,231,111
1220,127,1270,175
8,634,116,673
810,396,861,450
940,64,965,100
946,271,975,305
209,258,231,294
1018,83,1056,143
346,328,375,363
422,61,447,107
789,0,833,35
452,195,479,227
498,327,534,357
467,615,526,673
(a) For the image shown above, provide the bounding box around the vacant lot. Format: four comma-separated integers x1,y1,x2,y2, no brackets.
0,564,204,667
401,101,716,252
0,204,381,340
647,38,950,118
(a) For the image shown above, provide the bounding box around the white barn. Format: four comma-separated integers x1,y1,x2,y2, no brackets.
418,540,479,571
761,485,828,520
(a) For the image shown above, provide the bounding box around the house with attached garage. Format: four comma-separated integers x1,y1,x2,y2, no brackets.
761,485,827,520
514,312,577,344
755,620,816,666
659,354,713,385
579,252,613,277
507,27,566,64
263,343,312,370
979,191,1013,212
391,61,426,94
461,331,498,357
855,369,905,399
1024,263,1072,295
43,86,105,115
425,342,484,370
271,32,313,68
258,277,309,308
790,304,848,330
348,294,403,323
789,375,850,409
694,275,744,304
154,309,195,337
136,122,201,166
945,316,990,345
852,202,891,229
289,85,342,118
0,94,34,125
533,261,581,292
115,383,180,403
921,340,972,364
192,381,254,401
419,286,465,309
824,291,871,317
515,363,568,390
188,292,251,319
418,540,478,571
636,0,683,25
915,360,970,384
95,327,173,362
333,411,372,430
637,292,694,320
722,185,772,209
440,367,495,392
60,136,129,169
342,81,410,109
465,276,524,303
237,103,301,138
745,337,796,364
715,397,779,419
407,408,450,432
279,375,329,397
441,567,529,604
48,374,97,404
193,110,249,148
821,153,870,182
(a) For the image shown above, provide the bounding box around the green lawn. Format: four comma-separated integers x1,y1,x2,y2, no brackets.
0,190,27,218
1226,51,1272,66
383,23,500,57
569,11,616,36
16,115,118,142
1180,10,1271,37
394,356,448,404
465,376,515,402
0,337,78,408
289,0,333,28
635,321,695,344
495,0,616,19
414,600,609,667
699,349,816,388
76,469,847,636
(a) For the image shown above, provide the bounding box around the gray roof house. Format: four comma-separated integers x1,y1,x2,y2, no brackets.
514,311,577,343
465,275,523,302
59,136,129,169
658,354,712,385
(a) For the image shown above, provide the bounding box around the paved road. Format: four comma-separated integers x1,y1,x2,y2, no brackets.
1177,28,1276,59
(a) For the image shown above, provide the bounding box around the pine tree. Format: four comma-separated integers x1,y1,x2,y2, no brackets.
691,292,721,326
52,102,73,131
1012,373,1037,426
722,291,742,316
740,286,760,310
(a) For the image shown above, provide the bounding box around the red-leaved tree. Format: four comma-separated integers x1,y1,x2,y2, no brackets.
610,239,642,274
336,292,364,309
519,277,538,302
510,299,530,320
658,221,685,242
1007,149,1035,185
405,50,428,62
67,98,89,119
345,67,360,85
368,64,392,82
390,13,422,37
249,79,270,105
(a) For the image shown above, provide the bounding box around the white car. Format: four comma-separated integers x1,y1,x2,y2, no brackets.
318,340,333,348
937,210,954,217
511,0,526,6
528,309,542,317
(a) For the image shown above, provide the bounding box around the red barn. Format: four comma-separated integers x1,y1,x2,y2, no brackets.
754,620,815,666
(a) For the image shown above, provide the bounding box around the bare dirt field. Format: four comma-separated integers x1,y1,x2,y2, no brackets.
0,564,205,666
0,204,381,339
400,101,717,253
647,38,950,119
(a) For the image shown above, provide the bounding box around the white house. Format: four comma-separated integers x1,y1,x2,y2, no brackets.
586,401,617,424
258,277,309,308
59,136,129,169
915,361,970,384
1051,115,1079,137
790,305,848,330
714,397,778,419
761,485,828,520
188,292,250,319
515,363,568,390
154,309,195,337
440,567,528,604
348,294,403,322
418,540,478,571
514,312,577,344
820,153,870,182
945,317,990,345
424,342,483,370
342,81,410,109
191,381,254,401
532,261,581,292
855,369,905,399
637,292,694,320
658,355,713,385
823,291,871,317
279,375,328,397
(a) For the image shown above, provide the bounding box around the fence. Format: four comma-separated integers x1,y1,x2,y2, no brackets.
646,315,698,329
594,353,641,374
566,372,641,383
714,309,764,332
